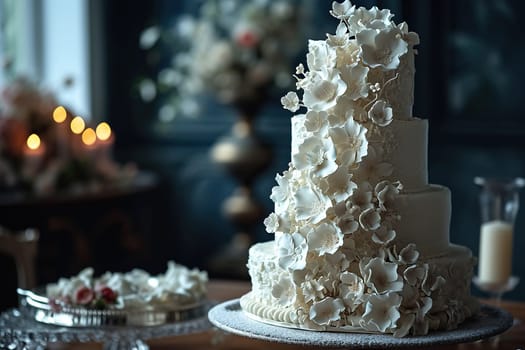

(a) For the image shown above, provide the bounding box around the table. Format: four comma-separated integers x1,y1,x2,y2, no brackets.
27,280,523,349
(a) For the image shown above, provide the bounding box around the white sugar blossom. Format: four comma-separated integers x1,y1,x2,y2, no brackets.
371,226,396,245
271,274,296,305
350,181,374,211
307,222,344,256
302,68,347,112
359,207,381,231
361,292,402,332
340,63,369,101
294,186,332,224
361,257,403,294
403,264,428,286
263,212,280,233
292,137,338,178
304,110,330,135
340,272,364,308
324,166,357,203
368,99,393,126
354,145,393,184
306,40,338,71
329,117,368,167
302,279,325,303
270,171,292,214
330,0,355,20
277,232,308,271
356,28,408,70
398,243,420,265
375,180,403,211
281,91,300,112
347,6,394,36
309,297,345,326
337,211,359,235
326,22,350,47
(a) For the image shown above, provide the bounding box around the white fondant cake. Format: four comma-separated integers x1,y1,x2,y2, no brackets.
241,0,479,337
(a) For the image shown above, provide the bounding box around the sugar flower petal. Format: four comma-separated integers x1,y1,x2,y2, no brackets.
309,297,345,326
362,292,402,332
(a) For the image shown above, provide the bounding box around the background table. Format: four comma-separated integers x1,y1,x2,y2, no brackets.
34,280,524,349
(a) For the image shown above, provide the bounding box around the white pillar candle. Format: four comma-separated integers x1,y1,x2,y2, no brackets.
478,220,513,284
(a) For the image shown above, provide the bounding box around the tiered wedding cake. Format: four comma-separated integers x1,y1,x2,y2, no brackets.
240,1,479,337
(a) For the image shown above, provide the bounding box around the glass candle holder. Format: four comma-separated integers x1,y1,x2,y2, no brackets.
474,177,524,288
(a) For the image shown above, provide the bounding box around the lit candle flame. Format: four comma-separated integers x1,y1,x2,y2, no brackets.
26,134,41,150
81,128,97,146
70,116,86,134
96,122,112,141
53,106,67,123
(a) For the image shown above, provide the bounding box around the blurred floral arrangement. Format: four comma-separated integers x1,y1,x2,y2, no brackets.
138,0,307,120
0,76,137,197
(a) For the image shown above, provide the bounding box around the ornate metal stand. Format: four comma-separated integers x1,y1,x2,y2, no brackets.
210,114,272,277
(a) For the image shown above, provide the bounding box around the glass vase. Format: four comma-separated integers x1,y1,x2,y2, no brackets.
473,177,524,301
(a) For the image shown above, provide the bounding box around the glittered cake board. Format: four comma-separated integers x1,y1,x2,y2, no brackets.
208,299,513,348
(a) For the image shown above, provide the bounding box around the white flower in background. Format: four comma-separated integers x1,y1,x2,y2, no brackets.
139,26,161,49
271,274,296,305
139,79,157,102
277,232,308,271
357,28,408,70
361,257,403,294
292,136,338,178
375,180,403,211
306,40,338,71
324,166,357,203
339,272,364,307
361,292,402,332
281,91,301,112
371,226,396,245
330,0,355,20
358,207,381,231
294,185,332,224
307,222,344,256
340,63,369,101
368,99,393,126
309,297,346,326
329,117,368,167
302,68,347,112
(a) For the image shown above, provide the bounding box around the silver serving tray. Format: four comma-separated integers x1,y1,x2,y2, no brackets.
17,288,209,327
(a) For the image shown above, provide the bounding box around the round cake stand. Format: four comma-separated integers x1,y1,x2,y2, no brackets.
208,299,514,349
0,303,214,350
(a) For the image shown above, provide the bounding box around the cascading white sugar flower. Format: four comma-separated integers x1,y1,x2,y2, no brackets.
281,91,300,112
270,171,293,214
375,180,403,211
292,136,338,178
330,0,355,21
329,117,368,167
323,166,357,203
294,185,332,224
371,226,396,245
271,274,297,306
349,181,374,211
358,207,381,231
360,257,403,294
368,99,393,126
309,297,346,326
339,63,369,101
277,232,308,271
356,27,408,70
398,243,420,265
263,212,280,233
354,145,393,184
304,110,330,135
306,40,338,72
307,222,344,256
302,68,347,112
361,292,402,332
339,271,365,308
345,6,395,36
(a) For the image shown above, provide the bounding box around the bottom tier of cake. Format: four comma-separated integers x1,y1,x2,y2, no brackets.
241,241,479,337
